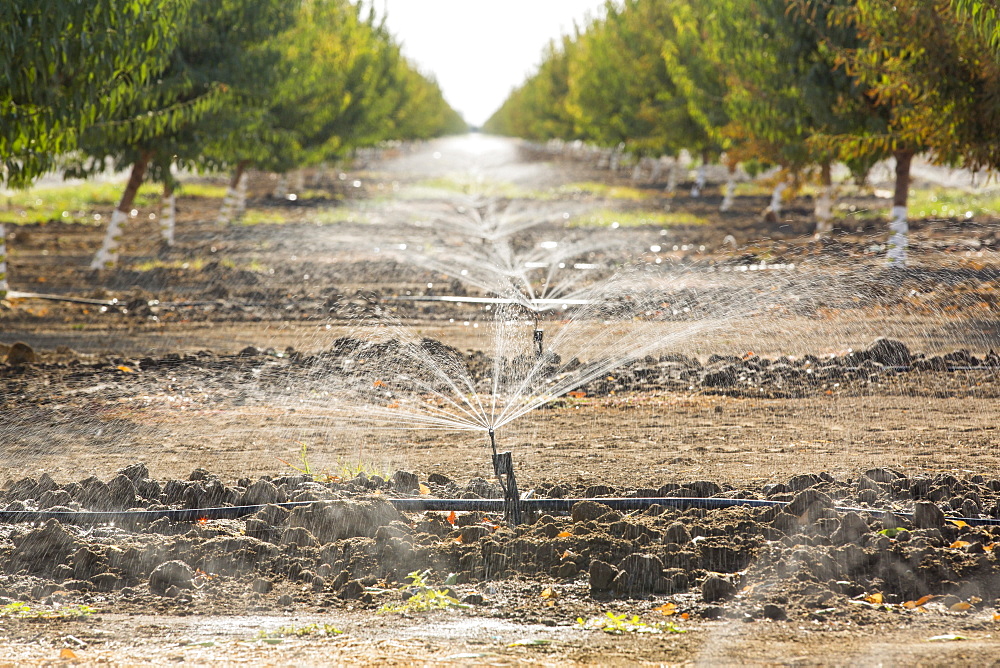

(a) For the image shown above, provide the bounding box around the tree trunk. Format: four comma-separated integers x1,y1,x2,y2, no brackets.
649,157,662,182
720,160,737,212
91,152,150,270
814,161,834,238
218,162,248,224
887,149,913,265
0,223,8,299
160,181,176,246
631,158,643,182
691,149,709,197
313,161,328,187
233,162,249,221
665,155,678,194
272,172,288,199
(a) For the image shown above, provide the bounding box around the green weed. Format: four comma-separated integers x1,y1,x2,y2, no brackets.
555,182,653,201
278,443,387,482
405,178,532,199
908,188,1000,220
239,209,291,225
258,623,342,640
131,258,208,272
571,208,707,228
576,611,686,635
0,602,95,619
378,570,470,614
0,182,163,225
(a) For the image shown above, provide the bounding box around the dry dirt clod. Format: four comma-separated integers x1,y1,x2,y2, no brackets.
913,501,946,528
571,500,613,523
5,341,37,365
701,575,736,603
149,560,195,595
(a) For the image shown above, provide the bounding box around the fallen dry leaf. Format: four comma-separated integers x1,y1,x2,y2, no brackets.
654,602,677,616
904,595,936,609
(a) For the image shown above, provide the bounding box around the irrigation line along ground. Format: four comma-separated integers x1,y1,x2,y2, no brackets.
0,496,997,526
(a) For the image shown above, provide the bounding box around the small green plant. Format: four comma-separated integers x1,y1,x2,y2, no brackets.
258,623,342,640
576,611,686,635
278,443,388,482
571,208,707,228
556,181,652,201
131,258,208,272
0,602,95,619
239,209,292,225
378,570,471,614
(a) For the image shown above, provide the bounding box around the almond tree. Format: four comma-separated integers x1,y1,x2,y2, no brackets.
70,0,293,268
1,0,188,189
827,0,1000,264
484,35,579,141
565,0,701,183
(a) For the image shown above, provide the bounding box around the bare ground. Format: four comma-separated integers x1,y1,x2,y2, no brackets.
2,136,1000,665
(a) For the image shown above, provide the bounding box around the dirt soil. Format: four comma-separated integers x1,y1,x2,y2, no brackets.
2,135,1000,665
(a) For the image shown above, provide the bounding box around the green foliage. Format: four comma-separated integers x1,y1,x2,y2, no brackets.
0,602,95,619
258,623,343,639
0,182,163,225
488,0,1000,187
571,208,707,228
278,442,388,482
378,570,471,614
0,0,188,188
576,611,686,635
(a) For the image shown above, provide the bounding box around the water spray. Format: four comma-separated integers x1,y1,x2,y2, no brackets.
3,496,1000,527
488,427,522,526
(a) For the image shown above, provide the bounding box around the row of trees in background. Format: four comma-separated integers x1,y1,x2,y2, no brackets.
2,0,466,268
485,0,1000,265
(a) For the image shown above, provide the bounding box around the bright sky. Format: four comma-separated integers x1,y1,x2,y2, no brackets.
381,1,607,127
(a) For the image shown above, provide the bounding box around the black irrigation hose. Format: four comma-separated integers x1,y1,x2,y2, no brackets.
1,496,999,527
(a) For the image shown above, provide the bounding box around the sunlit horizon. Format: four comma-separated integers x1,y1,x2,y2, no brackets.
380,0,606,127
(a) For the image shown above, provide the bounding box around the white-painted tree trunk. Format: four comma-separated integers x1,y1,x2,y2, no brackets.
217,186,238,224
609,149,621,172
631,160,643,181
313,162,327,187
273,173,288,199
769,182,788,216
720,175,736,211
665,157,678,195
293,169,306,194
0,223,8,299
814,185,835,238
887,205,909,265
160,193,176,246
234,170,248,221
90,209,128,270
649,157,662,182
596,149,610,170
690,164,706,198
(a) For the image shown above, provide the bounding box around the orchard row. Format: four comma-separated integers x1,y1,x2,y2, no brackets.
485,0,1000,264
